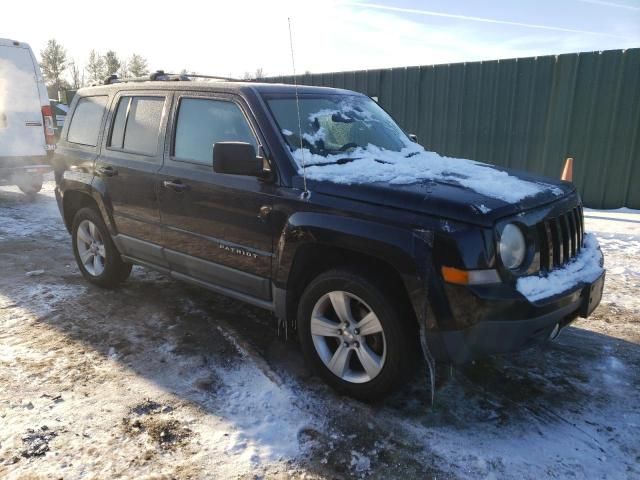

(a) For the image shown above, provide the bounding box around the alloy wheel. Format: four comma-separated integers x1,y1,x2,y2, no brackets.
76,219,106,276
310,290,386,383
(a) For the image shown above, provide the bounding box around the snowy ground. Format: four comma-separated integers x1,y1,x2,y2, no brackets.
0,180,638,479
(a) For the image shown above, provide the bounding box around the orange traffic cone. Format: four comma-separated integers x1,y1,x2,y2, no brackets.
561,157,573,182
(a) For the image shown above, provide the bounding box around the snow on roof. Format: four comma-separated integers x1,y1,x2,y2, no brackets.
516,233,604,302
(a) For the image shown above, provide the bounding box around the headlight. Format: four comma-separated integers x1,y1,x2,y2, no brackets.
499,223,526,269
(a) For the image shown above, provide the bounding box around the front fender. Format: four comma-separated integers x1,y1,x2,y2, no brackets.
274,211,433,323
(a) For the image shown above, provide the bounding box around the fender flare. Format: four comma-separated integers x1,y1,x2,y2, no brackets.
273,211,432,323
60,172,117,235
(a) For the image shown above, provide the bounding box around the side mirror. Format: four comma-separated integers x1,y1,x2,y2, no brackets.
212,142,263,176
408,133,418,143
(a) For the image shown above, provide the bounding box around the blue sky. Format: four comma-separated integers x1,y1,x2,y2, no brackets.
3,0,639,78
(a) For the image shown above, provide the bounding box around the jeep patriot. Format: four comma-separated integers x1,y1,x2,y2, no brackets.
53,73,605,399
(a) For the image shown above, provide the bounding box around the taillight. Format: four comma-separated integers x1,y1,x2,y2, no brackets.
41,105,56,150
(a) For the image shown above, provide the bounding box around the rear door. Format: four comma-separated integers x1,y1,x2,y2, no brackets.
157,91,275,302
96,91,170,266
0,42,45,158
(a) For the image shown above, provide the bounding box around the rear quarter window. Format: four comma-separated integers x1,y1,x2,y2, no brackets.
67,96,108,146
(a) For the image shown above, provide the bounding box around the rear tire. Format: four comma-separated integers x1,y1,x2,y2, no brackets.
17,174,43,196
297,269,418,401
71,207,132,288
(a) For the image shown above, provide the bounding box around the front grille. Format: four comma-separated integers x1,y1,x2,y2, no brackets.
536,206,584,272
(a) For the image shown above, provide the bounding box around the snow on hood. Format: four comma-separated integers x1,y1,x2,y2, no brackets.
292,143,564,204
516,233,604,302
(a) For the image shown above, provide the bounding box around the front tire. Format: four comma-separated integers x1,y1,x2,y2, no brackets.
71,207,132,288
297,269,417,401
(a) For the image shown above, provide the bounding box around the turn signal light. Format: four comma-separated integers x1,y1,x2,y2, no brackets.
441,266,501,285
441,266,469,284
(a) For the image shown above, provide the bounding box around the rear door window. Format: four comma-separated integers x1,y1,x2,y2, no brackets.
109,96,165,156
173,98,257,165
67,96,108,146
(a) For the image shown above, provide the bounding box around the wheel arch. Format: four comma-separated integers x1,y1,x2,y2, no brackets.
274,212,429,330
61,180,114,234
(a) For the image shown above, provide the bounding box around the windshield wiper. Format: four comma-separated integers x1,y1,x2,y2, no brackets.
305,157,395,168
305,157,361,167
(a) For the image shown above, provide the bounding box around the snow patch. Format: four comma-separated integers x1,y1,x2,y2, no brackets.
0,179,66,241
516,233,604,302
213,362,310,465
293,143,563,203
350,450,371,475
475,204,492,214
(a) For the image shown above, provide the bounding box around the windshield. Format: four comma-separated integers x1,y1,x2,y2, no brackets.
264,93,563,203
267,95,409,160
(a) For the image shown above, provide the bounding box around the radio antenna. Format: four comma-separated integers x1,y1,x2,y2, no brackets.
288,17,309,198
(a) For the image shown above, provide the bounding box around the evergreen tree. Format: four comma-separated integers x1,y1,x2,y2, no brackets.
104,50,121,76
128,54,149,77
40,39,68,93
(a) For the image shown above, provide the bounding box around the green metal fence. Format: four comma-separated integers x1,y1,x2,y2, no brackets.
267,48,640,209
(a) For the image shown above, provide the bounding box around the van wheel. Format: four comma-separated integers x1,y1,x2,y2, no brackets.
72,207,132,288
297,269,417,401
17,174,43,195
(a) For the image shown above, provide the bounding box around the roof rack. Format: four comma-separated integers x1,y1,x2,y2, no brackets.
101,70,243,85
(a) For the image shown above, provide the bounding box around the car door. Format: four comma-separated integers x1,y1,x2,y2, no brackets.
95,91,170,267
157,92,275,302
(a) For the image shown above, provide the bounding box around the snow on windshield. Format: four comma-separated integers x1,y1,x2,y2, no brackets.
274,97,564,203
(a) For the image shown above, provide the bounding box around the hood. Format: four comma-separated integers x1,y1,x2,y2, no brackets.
298,164,575,227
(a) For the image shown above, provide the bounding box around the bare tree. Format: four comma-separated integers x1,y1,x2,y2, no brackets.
128,54,149,77
242,67,265,80
104,50,121,76
40,39,68,94
68,60,83,89
118,60,129,78
86,50,106,84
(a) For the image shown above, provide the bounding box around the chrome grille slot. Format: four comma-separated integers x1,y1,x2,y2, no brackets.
560,215,571,264
537,222,551,271
536,206,584,273
552,218,563,266
572,208,581,252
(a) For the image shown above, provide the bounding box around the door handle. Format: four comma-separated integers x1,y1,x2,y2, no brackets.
162,180,190,192
96,166,118,177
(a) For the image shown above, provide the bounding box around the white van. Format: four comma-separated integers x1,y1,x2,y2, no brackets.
0,38,55,195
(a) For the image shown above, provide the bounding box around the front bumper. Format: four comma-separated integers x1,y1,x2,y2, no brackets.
427,271,605,364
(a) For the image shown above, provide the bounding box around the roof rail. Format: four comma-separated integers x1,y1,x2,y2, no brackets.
101,70,243,85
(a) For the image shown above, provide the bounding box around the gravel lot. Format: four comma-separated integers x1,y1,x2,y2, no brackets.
1,180,638,479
